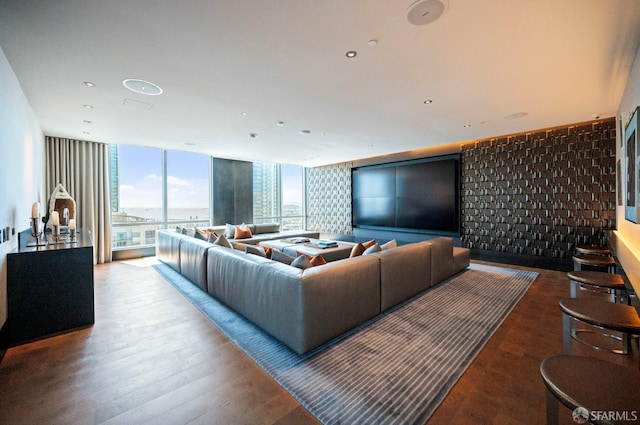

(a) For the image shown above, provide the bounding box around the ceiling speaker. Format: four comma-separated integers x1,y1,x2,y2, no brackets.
406,0,447,26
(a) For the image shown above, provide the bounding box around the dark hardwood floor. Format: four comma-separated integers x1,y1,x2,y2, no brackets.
0,258,636,425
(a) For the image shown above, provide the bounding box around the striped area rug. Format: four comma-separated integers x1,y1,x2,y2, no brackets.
154,262,538,425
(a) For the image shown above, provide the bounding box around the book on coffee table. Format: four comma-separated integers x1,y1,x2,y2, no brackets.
283,237,310,244
305,240,338,249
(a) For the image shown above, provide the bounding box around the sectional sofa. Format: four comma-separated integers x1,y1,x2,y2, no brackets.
157,228,470,354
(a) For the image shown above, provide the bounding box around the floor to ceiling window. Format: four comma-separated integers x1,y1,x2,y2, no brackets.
111,147,305,251
166,150,210,225
253,162,304,230
281,164,304,230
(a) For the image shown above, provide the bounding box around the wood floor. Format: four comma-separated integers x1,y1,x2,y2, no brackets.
0,258,637,425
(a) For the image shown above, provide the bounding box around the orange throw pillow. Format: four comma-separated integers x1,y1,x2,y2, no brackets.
309,254,327,266
350,243,366,257
363,239,376,249
234,225,253,239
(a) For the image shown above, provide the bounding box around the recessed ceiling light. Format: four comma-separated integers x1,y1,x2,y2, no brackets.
82,131,90,135
83,104,94,109
84,81,95,87
184,142,196,146
249,133,258,139
367,39,378,47
345,51,357,58
122,78,163,96
463,124,471,128
504,112,528,120
277,121,285,127
300,130,311,135
241,112,248,116
423,99,433,104
83,120,92,124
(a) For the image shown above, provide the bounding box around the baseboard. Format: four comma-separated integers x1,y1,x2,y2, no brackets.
470,249,573,271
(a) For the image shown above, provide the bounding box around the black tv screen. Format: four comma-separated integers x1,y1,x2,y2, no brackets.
352,155,460,234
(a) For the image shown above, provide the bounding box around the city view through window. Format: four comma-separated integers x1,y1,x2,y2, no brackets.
110,145,304,249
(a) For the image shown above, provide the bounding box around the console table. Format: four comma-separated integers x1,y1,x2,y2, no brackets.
5,229,94,345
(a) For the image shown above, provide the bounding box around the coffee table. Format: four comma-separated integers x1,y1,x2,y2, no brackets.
260,238,356,262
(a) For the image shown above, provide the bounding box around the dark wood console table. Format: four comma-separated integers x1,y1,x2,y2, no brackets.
5,229,94,345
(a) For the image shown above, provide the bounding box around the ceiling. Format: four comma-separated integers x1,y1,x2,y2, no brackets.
1,0,640,167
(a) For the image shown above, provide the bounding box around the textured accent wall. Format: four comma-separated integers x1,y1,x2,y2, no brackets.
461,119,617,259
306,162,353,234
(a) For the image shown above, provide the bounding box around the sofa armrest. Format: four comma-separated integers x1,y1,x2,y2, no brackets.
429,237,455,285
453,247,470,274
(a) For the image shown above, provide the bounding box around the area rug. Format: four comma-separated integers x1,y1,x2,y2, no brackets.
153,262,538,425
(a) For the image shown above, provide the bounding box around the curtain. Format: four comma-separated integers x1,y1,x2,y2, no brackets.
45,137,112,264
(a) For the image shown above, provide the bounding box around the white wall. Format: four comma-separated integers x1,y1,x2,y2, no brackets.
0,46,45,330
616,43,640,294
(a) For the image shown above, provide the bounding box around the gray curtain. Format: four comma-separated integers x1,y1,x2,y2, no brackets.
45,137,112,264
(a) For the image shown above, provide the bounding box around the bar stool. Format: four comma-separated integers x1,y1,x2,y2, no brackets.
575,244,611,256
559,298,640,356
567,270,628,304
540,355,640,425
572,253,616,273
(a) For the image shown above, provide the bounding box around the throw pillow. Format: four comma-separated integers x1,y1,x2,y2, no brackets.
207,232,218,243
193,229,208,241
309,254,327,266
234,225,253,239
291,255,312,270
213,234,232,248
271,250,295,265
245,245,266,258
381,239,397,250
349,243,366,257
225,223,235,238
363,242,382,255
363,239,376,249
181,227,190,236
231,241,251,252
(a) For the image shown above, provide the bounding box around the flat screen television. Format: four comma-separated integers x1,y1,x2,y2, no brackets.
352,154,460,235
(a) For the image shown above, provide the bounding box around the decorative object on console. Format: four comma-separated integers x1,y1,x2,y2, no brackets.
46,183,76,232
27,201,47,247
69,218,77,241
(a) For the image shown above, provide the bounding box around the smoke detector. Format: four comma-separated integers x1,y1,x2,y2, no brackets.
406,0,447,26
